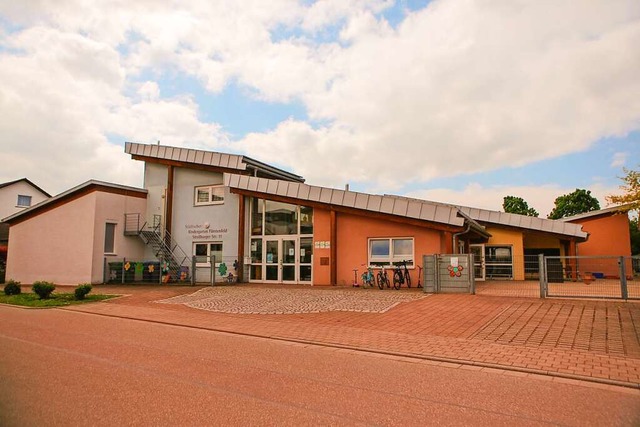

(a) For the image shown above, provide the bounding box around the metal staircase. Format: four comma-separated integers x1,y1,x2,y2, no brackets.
125,214,190,282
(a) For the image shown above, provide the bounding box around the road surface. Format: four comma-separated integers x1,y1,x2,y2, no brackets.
1,305,639,426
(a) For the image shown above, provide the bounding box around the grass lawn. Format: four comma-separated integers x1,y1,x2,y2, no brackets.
0,292,117,308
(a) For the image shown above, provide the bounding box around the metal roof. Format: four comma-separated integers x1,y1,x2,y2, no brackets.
224,174,466,228
2,180,147,223
125,142,304,182
561,204,635,222
383,195,587,239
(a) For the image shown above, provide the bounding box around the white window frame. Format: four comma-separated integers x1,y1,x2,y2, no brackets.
368,237,415,268
104,222,117,255
194,185,225,206
16,194,32,207
193,241,223,267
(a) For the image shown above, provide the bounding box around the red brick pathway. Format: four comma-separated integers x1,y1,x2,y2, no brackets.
63,284,640,387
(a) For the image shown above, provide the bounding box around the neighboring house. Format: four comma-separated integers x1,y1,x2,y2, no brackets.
3,142,595,286
0,178,51,264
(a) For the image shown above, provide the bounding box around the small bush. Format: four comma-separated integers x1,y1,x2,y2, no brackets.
4,280,21,295
74,284,92,300
32,281,56,299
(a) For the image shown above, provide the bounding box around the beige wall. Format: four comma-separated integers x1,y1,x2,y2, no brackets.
7,190,147,285
0,180,49,219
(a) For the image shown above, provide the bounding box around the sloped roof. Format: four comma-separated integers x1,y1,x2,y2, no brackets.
125,142,304,183
225,174,468,228
561,203,635,222
0,178,51,197
383,195,588,240
2,180,147,224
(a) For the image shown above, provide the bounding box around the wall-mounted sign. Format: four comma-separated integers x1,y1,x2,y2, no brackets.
184,223,228,239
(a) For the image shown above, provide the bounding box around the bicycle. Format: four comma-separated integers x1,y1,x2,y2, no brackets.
376,265,390,289
361,265,375,288
392,260,412,290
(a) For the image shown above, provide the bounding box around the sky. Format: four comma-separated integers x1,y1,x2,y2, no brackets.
1,0,639,218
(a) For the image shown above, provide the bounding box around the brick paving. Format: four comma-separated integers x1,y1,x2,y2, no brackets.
63,284,640,387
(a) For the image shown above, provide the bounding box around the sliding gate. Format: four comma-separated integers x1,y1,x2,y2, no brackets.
542,255,640,300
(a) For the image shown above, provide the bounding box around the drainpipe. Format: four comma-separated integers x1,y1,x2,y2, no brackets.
452,222,472,254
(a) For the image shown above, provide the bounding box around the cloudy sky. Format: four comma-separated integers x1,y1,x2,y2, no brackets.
1,0,639,217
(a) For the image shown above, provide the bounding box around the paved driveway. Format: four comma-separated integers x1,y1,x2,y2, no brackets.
65,284,640,388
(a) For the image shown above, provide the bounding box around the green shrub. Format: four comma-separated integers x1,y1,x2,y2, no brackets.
32,281,56,299
74,284,92,300
4,280,21,295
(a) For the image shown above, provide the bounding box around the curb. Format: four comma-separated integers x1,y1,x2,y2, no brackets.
58,306,640,391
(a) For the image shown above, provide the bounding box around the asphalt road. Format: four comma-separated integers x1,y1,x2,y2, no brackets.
1,305,639,426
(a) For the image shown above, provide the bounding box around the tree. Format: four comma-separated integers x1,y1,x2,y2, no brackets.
502,196,539,217
606,166,640,211
547,189,600,219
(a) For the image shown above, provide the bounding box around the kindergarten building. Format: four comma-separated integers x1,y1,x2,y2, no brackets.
6,142,631,286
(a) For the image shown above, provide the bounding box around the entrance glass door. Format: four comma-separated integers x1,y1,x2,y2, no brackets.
264,237,298,283
282,238,296,283
265,239,280,281
470,244,485,281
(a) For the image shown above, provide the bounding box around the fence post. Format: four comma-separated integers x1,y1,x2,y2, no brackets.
620,256,628,300
538,254,546,299
434,254,440,293
469,253,476,295
191,256,196,286
210,255,216,286
122,258,125,284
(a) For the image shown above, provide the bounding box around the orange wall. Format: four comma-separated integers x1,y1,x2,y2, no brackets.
312,209,332,285
313,208,445,286
571,214,631,257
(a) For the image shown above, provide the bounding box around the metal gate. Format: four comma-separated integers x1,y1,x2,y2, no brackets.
423,254,474,294
541,255,640,300
191,256,242,285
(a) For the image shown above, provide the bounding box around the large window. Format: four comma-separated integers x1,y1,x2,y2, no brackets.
485,246,513,279
250,198,313,236
368,238,414,267
194,242,223,266
17,195,32,207
194,185,224,206
104,223,116,254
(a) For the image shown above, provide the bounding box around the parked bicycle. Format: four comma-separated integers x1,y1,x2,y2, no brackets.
392,260,412,290
376,265,390,289
361,265,375,288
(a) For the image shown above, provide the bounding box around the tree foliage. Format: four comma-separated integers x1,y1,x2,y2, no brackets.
502,196,539,217
606,166,640,211
547,189,600,219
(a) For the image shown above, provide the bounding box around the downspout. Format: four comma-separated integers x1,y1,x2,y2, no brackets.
452,222,472,254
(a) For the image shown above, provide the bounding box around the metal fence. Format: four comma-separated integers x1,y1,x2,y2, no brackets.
104,257,190,284
423,254,474,294
542,255,640,300
191,256,243,285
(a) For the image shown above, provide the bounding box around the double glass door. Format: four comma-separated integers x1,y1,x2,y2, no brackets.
265,237,297,283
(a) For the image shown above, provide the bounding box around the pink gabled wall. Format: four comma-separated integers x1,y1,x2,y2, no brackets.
6,194,97,285
6,189,147,285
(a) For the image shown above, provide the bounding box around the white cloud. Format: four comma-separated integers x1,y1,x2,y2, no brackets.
611,152,627,168
405,182,619,218
1,0,639,199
